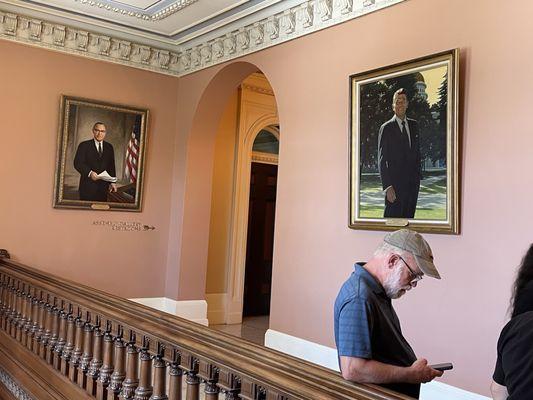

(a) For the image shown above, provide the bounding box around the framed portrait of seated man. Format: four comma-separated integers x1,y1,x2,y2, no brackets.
53,96,148,211
349,49,459,234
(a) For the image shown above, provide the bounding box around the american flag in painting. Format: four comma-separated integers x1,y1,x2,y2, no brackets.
124,115,141,183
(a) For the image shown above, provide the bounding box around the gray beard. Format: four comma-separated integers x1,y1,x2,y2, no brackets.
383,266,407,299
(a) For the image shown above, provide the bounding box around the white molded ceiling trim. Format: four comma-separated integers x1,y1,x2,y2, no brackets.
0,0,405,77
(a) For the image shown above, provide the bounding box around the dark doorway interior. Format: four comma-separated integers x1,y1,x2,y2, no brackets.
243,162,277,317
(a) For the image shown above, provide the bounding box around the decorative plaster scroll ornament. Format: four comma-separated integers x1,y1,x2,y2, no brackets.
266,16,279,39
251,22,264,45
236,28,250,50
169,53,179,69
138,45,152,64
337,0,353,14
116,40,130,59
179,51,191,70
281,10,295,34
200,44,212,63
298,3,314,28
29,19,42,40
53,25,66,46
318,0,333,21
212,39,224,59
4,13,17,36
158,50,170,69
191,47,201,67
98,36,111,55
75,30,88,51
363,0,376,6
224,34,236,55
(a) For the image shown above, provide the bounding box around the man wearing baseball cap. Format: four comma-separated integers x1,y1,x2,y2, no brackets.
334,229,443,398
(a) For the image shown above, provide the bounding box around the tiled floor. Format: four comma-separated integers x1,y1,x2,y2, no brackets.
210,315,269,345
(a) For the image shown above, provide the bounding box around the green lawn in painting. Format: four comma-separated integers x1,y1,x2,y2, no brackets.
359,170,447,220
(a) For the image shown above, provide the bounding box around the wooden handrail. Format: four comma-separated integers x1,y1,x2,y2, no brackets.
0,253,413,400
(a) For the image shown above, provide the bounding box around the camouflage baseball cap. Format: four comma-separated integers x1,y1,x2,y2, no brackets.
384,229,441,279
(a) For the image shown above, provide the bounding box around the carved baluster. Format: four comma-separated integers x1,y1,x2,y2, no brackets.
0,274,6,317
10,280,19,335
121,331,139,399
69,308,84,382
1,275,11,318
40,294,53,359
150,342,168,400
216,368,240,400
108,325,126,400
27,287,40,351
78,311,94,388
180,352,199,400
134,336,153,399
21,284,33,346
198,360,219,400
46,297,60,364
61,304,75,375
168,350,183,400
5,278,13,333
4,278,15,331
4,278,14,332
87,316,103,396
96,321,114,400
12,281,22,338
54,300,68,370
22,287,37,350
16,283,27,342
34,290,46,355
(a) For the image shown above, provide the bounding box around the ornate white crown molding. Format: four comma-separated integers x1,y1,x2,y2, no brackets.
0,0,404,77
72,0,199,21
0,367,34,400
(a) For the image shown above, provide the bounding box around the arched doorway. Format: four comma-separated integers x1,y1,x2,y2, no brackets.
243,126,279,318
204,72,279,334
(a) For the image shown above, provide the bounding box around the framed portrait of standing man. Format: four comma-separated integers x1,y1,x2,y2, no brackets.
53,96,148,211
349,49,459,234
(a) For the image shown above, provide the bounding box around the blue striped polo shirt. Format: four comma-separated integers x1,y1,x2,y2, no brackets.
334,263,420,398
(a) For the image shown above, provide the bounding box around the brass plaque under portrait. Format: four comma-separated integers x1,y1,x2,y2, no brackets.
349,49,460,234
53,96,149,211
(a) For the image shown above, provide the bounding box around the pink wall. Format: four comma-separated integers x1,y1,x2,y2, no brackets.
174,0,533,395
0,40,179,298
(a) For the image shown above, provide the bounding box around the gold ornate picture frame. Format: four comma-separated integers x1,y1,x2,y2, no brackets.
349,49,459,234
53,96,149,211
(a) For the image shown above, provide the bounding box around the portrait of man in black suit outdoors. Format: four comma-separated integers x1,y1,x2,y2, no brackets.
350,51,459,233
378,89,421,218
74,122,117,202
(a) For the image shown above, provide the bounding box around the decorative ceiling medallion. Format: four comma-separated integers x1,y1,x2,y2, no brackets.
72,0,199,21
0,0,404,77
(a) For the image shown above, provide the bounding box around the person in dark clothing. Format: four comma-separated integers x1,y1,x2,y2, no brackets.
491,244,533,399
74,122,117,201
378,88,422,218
334,229,444,398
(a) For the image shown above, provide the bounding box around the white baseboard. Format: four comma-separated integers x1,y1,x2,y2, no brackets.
206,293,227,325
264,329,489,400
129,297,208,326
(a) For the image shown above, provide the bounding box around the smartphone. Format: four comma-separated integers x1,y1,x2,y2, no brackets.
429,363,453,371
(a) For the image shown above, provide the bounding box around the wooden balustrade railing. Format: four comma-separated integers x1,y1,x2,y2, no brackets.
0,252,412,400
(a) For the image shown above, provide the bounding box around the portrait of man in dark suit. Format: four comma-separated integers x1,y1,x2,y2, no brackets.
378,88,421,218
74,122,117,202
